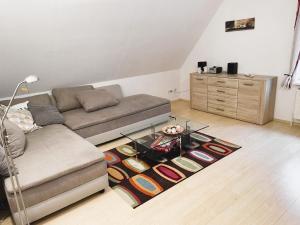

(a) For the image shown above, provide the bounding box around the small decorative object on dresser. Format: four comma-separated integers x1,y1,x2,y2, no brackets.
190,73,277,125
208,66,223,74
197,61,207,74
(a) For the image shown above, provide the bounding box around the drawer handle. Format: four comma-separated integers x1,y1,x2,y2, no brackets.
243,83,254,86
217,99,225,102
217,81,226,83
217,90,225,93
196,78,204,81
216,108,225,111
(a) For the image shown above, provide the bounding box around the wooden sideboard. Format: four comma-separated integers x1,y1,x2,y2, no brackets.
190,72,277,125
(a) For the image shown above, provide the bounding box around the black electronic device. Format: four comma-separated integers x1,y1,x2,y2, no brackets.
227,62,238,74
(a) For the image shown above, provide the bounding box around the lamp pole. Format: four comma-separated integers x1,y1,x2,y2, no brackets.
0,75,39,225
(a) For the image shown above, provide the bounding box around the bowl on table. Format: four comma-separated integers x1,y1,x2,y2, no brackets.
161,125,185,136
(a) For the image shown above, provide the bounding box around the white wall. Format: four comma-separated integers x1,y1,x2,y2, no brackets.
0,0,222,98
0,70,180,101
180,0,298,121
92,70,180,100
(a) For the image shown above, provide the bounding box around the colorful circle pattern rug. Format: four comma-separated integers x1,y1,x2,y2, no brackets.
104,132,241,208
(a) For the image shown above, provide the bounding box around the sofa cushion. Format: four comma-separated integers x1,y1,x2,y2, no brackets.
52,85,94,112
63,94,170,131
76,89,119,112
28,104,65,126
76,104,171,138
4,124,104,193
6,160,106,212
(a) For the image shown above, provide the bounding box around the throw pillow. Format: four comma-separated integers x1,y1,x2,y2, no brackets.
0,104,40,133
52,85,94,112
10,101,29,110
28,104,65,126
0,119,26,159
76,89,120,112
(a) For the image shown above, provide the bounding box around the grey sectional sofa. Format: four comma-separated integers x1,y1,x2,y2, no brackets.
0,84,171,224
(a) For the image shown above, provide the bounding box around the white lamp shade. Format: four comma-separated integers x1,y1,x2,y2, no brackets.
24,75,39,84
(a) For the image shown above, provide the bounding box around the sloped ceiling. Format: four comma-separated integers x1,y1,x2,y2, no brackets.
0,0,223,97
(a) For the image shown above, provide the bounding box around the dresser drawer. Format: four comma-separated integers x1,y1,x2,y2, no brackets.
208,86,238,97
191,75,207,85
191,93,207,111
208,95,237,109
208,77,238,89
208,104,237,118
239,80,262,97
191,76,207,94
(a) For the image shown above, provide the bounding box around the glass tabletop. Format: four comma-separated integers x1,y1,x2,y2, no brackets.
120,115,209,152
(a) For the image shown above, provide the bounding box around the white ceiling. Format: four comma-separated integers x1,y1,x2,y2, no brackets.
0,0,223,97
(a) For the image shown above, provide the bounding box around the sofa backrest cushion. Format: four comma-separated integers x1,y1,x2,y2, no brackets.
95,84,123,100
0,94,53,107
52,85,94,112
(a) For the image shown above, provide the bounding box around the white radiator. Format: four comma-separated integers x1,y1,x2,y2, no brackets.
294,89,300,121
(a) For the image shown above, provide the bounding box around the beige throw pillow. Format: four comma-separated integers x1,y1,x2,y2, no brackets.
76,89,120,112
0,104,40,133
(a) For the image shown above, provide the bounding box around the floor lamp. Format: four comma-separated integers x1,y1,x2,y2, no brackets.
0,75,39,225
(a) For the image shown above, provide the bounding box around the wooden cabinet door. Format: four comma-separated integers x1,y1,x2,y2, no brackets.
237,80,262,123
190,75,208,111
191,92,207,111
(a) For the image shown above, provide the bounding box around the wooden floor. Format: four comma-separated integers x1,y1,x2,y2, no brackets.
2,100,300,225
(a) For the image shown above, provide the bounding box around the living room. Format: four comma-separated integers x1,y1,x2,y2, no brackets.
0,0,300,225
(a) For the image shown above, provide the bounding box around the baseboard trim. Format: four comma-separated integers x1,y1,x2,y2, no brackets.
273,119,300,127
171,99,190,104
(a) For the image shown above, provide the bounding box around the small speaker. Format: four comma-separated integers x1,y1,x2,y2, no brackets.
227,62,238,74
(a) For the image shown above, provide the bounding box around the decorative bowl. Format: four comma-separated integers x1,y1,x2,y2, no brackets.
161,125,185,136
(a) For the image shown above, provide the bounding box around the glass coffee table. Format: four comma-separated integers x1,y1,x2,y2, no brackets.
120,115,209,162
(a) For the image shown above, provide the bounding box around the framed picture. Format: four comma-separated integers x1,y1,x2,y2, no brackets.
225,18,255,32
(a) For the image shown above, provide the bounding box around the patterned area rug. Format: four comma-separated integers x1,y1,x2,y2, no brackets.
104,132,241,208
